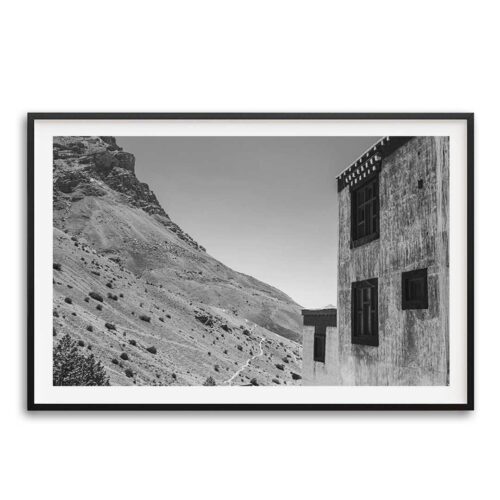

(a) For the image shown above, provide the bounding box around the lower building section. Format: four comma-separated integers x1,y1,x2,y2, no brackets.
302,309,338,385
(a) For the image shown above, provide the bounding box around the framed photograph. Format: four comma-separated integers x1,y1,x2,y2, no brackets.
27,113,474,410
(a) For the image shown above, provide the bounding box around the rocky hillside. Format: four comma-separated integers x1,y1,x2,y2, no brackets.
52,136,303,386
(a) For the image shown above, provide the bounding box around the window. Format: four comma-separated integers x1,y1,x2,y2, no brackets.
313,328,326,363
351,278,378,346
351,175,379,247
402,268,428,309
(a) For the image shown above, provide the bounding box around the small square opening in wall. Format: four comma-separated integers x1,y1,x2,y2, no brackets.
402,268,428,310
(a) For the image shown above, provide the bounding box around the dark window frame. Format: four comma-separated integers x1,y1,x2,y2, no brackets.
350,174,380,248
313,327,326,363
351,278,379,347
402,268,428,310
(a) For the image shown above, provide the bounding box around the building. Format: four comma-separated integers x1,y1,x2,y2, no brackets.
302,136,449,386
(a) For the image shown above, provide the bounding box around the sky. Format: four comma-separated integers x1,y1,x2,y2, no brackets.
117,136,379,309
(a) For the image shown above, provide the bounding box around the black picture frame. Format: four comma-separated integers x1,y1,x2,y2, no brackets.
27,113,474,411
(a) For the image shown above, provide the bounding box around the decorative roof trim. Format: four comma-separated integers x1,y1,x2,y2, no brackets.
337,136,414,192
302,308,337,316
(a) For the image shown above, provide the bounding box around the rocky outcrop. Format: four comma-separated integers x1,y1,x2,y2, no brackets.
53,136,205,252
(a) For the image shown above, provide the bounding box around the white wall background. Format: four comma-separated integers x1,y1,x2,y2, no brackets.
1,1,495,499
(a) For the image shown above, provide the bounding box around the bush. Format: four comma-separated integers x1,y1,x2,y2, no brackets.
291,372,302,380
105,322,116,330
96,304,103,311
139,314,151,323
89,291,103,302
203,376,216,386
159,317,164,323
237,345,243,351
107,292,118,301
129,339,137,346
77,340,85,347
53,334,109,386
272,378,280,384
146,346,157,354
120,352,129,361
125,368,134,378
86,325,93,332
64,297,72,304
106,282,113,289
53,263,62,271
214,364,220,372
275,363,284,371
84,297,89,303
111,358,119,365
250,378,259,386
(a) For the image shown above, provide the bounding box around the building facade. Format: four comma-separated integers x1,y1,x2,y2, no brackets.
303,136,449,386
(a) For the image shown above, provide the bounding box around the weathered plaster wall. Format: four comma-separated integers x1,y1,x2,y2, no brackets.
302,325,339,385
336,137,449,386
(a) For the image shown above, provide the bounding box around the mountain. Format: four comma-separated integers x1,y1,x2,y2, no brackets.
52,136,303,386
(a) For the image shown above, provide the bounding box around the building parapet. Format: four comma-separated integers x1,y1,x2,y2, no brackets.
337,136,413,192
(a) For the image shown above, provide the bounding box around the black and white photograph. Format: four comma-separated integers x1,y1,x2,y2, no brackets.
51,134,449,388
28,114,472,409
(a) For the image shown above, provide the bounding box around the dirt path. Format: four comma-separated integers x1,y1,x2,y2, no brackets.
224,329,265,385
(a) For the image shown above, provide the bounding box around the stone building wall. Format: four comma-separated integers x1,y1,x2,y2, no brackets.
335,136,449,385
303,323,338,385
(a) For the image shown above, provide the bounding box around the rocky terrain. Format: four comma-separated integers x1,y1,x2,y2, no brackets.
52,136,303,386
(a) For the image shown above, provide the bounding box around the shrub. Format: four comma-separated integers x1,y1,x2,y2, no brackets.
166,314,171,319
119,293,124,298
250,378,259,386
139,314,151,323
214,364,220,372
84,297,89,303
128,339,137,346
86,325,93,332
107,292,118,301
53,310,59,317
237,345,243,351
77,340,85,347
146,346,157,354
96,304,103,311
64,297,72,304
106,282,113,289
242,329,251,336
275,363,284,371
203,376,216,386
120,352,129,360
125,368,134,378
111,358,119,365
53,263,62,271
272,378,280,384
53,334,109,386
291,372,302,380
282,357,289,364
159,317,164,323
105,322,116,330
89,291,103,302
